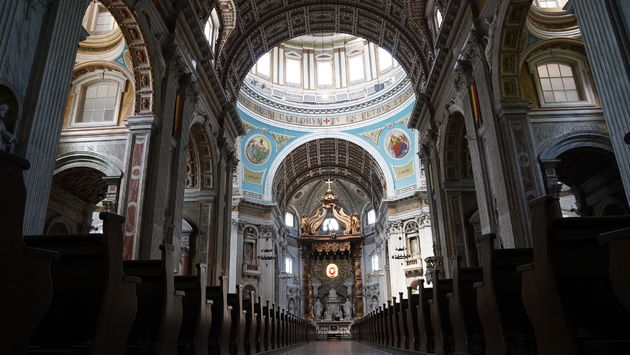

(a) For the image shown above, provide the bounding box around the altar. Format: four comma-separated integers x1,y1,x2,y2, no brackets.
299,181,366,323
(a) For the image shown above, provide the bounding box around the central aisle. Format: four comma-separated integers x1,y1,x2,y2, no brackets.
275,340,396,354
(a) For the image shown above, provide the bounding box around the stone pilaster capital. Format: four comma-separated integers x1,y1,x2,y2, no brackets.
126,115,156,133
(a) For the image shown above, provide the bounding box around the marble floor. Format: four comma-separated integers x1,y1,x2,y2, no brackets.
273,340,401,354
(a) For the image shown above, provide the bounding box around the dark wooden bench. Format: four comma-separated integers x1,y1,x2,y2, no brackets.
262,300,272,351
447,256,484,355
0,152,59,354
124,243,184,354
175,263,212,355
390,297,400,348
25,213,139,354
405,286,420,351
396,292,410,350
519,196,630,354
207,276,231,354
429,271,454,355
473,234,534,355
253,297,266,353
242,290,257,354
599,227,630,313
416,281,434,353
227,285,246,355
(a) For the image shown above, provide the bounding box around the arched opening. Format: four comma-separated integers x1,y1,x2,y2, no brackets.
439,113,480,267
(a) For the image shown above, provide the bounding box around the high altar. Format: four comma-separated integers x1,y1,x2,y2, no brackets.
299,181,365,324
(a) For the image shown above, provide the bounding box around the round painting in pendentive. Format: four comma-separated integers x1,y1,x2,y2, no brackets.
245,135,271,165
385,129,410,159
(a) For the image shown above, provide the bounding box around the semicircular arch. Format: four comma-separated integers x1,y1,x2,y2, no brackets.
264,132,396,202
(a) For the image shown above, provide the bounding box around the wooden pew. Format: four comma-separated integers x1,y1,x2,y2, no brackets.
0,152,59,354
447,256,484,355
397,292,410,350
269,303,277,349
385,301,394,347
125,243,184,354
416,281,434,353
378,305,386,345
25,213,139,355
253,297,266,353
519,196,630,354
393,295,403,348
405,286,420,351
227,285,246,355
242,291,257,354
207,276,231,355
175,264,212,355
474,234,534,355
599,227,630,313
262,300,272,351
429,271,455,355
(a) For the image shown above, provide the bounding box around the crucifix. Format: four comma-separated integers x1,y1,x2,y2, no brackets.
325,179,333,190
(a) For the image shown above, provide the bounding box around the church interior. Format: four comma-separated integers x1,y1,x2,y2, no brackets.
1,0,630,354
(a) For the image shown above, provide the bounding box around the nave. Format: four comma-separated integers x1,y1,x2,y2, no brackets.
270,340,394,355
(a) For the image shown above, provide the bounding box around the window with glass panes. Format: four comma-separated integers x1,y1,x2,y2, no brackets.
80,82,119,123
285,257,293,274
371,254,379,271
537,63,579,103
348,55,364,81
95,9,115,32
286,58,302,85
317,60,333,87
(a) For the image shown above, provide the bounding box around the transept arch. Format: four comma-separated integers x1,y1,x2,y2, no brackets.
217,0,434,103
96,0,155,115
265,132,396,204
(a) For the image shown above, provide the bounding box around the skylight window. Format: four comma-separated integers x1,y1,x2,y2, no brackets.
286,58,301,85
367,209,376,225
378,47,394,72
257,52,271,77
348,55,364,82
322,218,339,231
317,60,333,87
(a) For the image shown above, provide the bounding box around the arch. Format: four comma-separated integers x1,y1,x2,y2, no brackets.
264,132,396,201
187,123,215,190
269,137,388,208
97,0,155,115
216,0,236,52
54,151,123,177
217,1,433,103
45,215,76,235
492,0,534,101
439,112,473,182
539,130,613,161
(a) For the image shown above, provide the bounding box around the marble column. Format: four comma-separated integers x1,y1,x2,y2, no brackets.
568,0,630,205
0,1,19,70
19,0,91,234
302,249,314,319
121,115,155,260
353,243,365,317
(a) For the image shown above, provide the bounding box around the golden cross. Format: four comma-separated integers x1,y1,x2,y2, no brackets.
325,179,333,190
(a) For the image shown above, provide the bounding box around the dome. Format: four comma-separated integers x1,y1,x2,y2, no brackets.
238,33,414,129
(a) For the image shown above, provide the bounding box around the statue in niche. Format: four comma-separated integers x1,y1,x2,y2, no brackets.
343,299,353,320
314,298,323,319
0,104,15,152
300,215,311,235
349,213,361,234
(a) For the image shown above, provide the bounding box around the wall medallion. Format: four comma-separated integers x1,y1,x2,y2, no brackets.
245,135,271,165
386,129,410,159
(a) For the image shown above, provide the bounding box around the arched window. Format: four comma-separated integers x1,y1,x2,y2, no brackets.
528,49,597,108
285,212,294,227
285,257,293,274
256,51,271,78
371,254,379,271
322,218,339,232
435,8,444,29
83,2,118,34
69,70,127,127
367,209,376,225
204,8,221,54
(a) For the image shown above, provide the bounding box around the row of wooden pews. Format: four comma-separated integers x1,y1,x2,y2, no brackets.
0,152,316,354
352,196,630,355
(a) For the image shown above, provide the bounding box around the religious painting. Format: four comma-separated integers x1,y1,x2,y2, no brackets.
386,129,410,159
326,263,339,278
245,135,271,165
